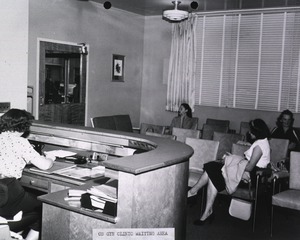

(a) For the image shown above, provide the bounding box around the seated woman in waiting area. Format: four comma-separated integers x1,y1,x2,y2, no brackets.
271,109,300,152
188,119,271,226
170,103,194,130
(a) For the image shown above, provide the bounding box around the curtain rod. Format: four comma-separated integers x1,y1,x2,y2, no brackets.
193,6,300,17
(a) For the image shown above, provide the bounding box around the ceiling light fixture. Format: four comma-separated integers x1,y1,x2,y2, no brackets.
163,1,189,22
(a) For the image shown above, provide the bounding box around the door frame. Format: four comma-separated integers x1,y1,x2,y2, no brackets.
35,38,89,125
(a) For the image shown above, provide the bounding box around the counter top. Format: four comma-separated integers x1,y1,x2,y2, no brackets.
102,137,193,174
29,121,194,175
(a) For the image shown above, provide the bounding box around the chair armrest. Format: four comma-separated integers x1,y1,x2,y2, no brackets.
256,168,272,177
271,170,289,195
272,171,289,180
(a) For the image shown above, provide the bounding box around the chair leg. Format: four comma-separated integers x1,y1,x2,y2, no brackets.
252,198,257,232
270,205,274,237
252,174,260,232
278,182,281,193
272,178,276,196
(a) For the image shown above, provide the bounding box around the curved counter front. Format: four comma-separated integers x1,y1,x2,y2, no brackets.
27,121,193,240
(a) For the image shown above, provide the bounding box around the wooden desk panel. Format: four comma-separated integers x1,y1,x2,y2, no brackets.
39,161,188,240
21,168,90,193
25,122,193,240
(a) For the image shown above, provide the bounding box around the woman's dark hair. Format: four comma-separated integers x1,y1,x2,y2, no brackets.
179,103,192,118
249,118,270,140
276,109,294,127
0,109,34,133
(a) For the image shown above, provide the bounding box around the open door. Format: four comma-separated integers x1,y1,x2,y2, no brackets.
38,41,87,125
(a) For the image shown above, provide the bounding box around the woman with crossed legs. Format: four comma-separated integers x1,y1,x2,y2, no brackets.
188,119,271,225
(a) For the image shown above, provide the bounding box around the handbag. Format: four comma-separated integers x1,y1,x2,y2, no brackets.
229,198,252,221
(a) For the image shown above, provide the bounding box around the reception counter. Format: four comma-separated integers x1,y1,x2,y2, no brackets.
24,121,193,240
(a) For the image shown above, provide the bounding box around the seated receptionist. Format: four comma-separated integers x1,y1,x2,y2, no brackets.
0,109,55,240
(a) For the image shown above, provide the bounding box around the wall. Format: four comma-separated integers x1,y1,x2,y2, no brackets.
141,16,174,126
28,0,144,127
0,0,28,110
191,105,290,132
141,16,300,133
3,1,299,131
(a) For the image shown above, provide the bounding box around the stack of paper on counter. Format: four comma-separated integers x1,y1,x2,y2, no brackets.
87,180,118,204
65,189,86,201
90,195,106,209
64,180,118,214
64,189,86,207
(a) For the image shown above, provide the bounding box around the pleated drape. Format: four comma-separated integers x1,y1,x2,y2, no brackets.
166,15,196,112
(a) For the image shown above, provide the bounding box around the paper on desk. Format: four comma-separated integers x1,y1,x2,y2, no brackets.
29,161,76,174
55,166,105,180
44,150,77,158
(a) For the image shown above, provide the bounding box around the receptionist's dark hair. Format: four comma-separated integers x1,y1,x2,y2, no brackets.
0,109,34,133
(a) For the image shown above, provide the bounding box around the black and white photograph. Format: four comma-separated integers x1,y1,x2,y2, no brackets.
112,54,124,81
1,1,300,240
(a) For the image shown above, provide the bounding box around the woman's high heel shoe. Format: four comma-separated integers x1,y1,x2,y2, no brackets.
193,213,215,226
188,189,197,198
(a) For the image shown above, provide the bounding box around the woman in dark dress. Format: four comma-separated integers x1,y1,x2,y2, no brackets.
271,109,300,152
188,119,271,225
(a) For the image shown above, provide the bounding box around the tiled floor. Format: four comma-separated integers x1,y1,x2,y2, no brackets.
186,192,300,240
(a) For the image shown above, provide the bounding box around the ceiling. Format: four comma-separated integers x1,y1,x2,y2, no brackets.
90,0,200,16
87,0,300,16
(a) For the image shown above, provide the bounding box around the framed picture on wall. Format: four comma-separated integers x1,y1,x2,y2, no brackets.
112,54,125,82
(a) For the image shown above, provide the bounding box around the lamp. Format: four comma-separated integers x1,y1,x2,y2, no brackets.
163,1,189,22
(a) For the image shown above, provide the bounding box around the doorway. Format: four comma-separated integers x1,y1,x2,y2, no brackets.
38,40,87,125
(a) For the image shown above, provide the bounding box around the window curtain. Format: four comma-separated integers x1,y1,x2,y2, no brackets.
166,15,197,112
